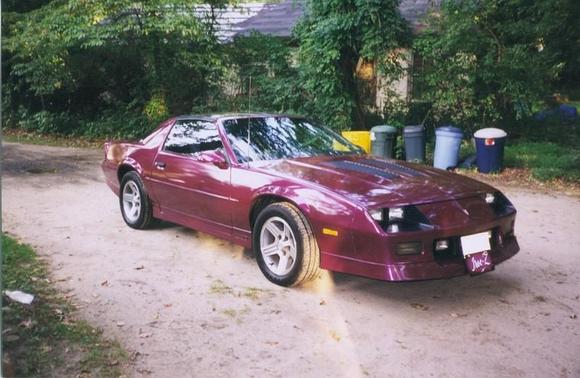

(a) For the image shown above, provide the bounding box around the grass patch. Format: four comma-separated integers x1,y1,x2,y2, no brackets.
242,287,265,301
208,280,233,295
222,309,237,318
504,142,580,182
2,129,105,148
1,234,127,377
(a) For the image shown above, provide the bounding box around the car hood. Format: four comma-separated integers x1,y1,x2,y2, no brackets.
252,155,496,208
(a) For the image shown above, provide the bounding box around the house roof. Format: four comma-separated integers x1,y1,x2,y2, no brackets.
195,0,440,42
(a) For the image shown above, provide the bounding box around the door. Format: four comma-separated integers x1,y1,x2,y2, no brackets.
148,119,232,234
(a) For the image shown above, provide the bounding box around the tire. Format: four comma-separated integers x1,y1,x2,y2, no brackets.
119,171,154,229
253,202,321,287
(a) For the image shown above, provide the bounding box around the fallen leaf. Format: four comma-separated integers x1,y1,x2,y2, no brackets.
3,335,20,342
18,319,35,329
1,328,13,335
117,321,126,327
411,303,429,311
329,330,341,342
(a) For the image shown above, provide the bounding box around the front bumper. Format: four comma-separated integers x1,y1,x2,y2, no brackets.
320,212,519,282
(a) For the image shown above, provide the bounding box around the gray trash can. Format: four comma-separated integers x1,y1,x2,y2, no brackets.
434,126,463,170
370,125,398,158
474,128,507,173
403,125,425,162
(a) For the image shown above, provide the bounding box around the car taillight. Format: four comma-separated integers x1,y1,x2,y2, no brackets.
104,142,112,160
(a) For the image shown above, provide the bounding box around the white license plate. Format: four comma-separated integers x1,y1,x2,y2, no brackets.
461,231,491,256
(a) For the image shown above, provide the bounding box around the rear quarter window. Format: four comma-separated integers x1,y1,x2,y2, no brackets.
164,120,222,154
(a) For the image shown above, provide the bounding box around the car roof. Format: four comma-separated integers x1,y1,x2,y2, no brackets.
174,112,306,122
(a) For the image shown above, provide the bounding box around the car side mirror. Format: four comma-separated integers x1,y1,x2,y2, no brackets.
195,149,229,169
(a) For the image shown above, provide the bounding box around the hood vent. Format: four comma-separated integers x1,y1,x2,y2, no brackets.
323,158,424,180
358,158,424,177
323,160,399,180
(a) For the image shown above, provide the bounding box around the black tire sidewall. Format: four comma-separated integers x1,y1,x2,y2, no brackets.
119,171,148,229
253,205,305,287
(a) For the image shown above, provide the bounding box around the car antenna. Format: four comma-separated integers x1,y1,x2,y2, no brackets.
248,76,252,113
246,76,252,168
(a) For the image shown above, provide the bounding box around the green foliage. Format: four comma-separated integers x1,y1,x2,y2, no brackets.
217,33,304,114
2,0,227,137
295,0,410,130
2,234,127,377
3,0,578,142
414,0,580,132
504,142,580,182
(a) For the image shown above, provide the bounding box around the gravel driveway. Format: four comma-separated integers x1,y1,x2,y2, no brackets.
2,142,579,378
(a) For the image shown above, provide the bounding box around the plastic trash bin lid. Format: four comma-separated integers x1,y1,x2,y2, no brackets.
370,125,398,134
436,125,462,134
474,128,507,139
403,125,424,133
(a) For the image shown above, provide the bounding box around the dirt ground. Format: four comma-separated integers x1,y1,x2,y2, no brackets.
2,142,579,378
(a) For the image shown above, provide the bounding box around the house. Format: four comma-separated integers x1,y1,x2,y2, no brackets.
195,0,440,108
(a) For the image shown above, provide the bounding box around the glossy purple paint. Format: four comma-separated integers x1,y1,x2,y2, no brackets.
102,114,519,282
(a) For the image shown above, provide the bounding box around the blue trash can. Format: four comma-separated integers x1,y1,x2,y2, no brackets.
434,126,463,170
474,128,507,173
403,125,425,162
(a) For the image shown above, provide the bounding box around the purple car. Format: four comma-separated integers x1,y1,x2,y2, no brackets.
102,114,519,286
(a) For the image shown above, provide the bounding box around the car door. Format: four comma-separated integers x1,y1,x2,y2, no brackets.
148,119,232,237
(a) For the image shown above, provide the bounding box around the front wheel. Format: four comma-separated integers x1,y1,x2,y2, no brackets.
119,171,154,229
253,202,321,287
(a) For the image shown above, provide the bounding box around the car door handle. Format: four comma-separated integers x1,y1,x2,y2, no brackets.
155,161,166,170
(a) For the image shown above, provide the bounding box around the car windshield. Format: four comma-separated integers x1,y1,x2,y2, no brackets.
222,117,363,162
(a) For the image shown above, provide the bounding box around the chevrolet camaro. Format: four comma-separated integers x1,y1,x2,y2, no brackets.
102,114,519,286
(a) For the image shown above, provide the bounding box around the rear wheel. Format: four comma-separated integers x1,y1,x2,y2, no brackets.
253,202,321,286
120,171,154,229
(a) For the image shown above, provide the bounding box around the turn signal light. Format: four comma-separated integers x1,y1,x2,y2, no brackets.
396,242,422,256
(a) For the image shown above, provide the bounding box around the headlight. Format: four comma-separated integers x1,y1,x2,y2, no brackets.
369,209,383,222
484,193,495,204
486,191,515,215
388,207,404,221
369,206,432,233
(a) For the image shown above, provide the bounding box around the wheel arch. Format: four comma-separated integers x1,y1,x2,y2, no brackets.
117,164,135,183
249,194,304,230
117,159,144,184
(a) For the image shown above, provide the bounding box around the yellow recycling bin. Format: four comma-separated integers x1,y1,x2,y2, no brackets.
341,131,371,153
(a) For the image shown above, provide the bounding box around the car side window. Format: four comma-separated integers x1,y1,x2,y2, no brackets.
164,120,222,155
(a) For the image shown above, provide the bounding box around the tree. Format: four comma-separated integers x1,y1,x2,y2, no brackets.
295,0,409,130
414,0,580,131
2,0,228,136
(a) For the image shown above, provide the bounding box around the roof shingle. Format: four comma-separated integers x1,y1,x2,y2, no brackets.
195,0,440,41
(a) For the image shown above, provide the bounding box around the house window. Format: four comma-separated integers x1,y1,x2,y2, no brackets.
411,52,428,100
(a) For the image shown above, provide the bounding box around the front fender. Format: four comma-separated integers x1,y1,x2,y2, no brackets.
251,183,361,257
